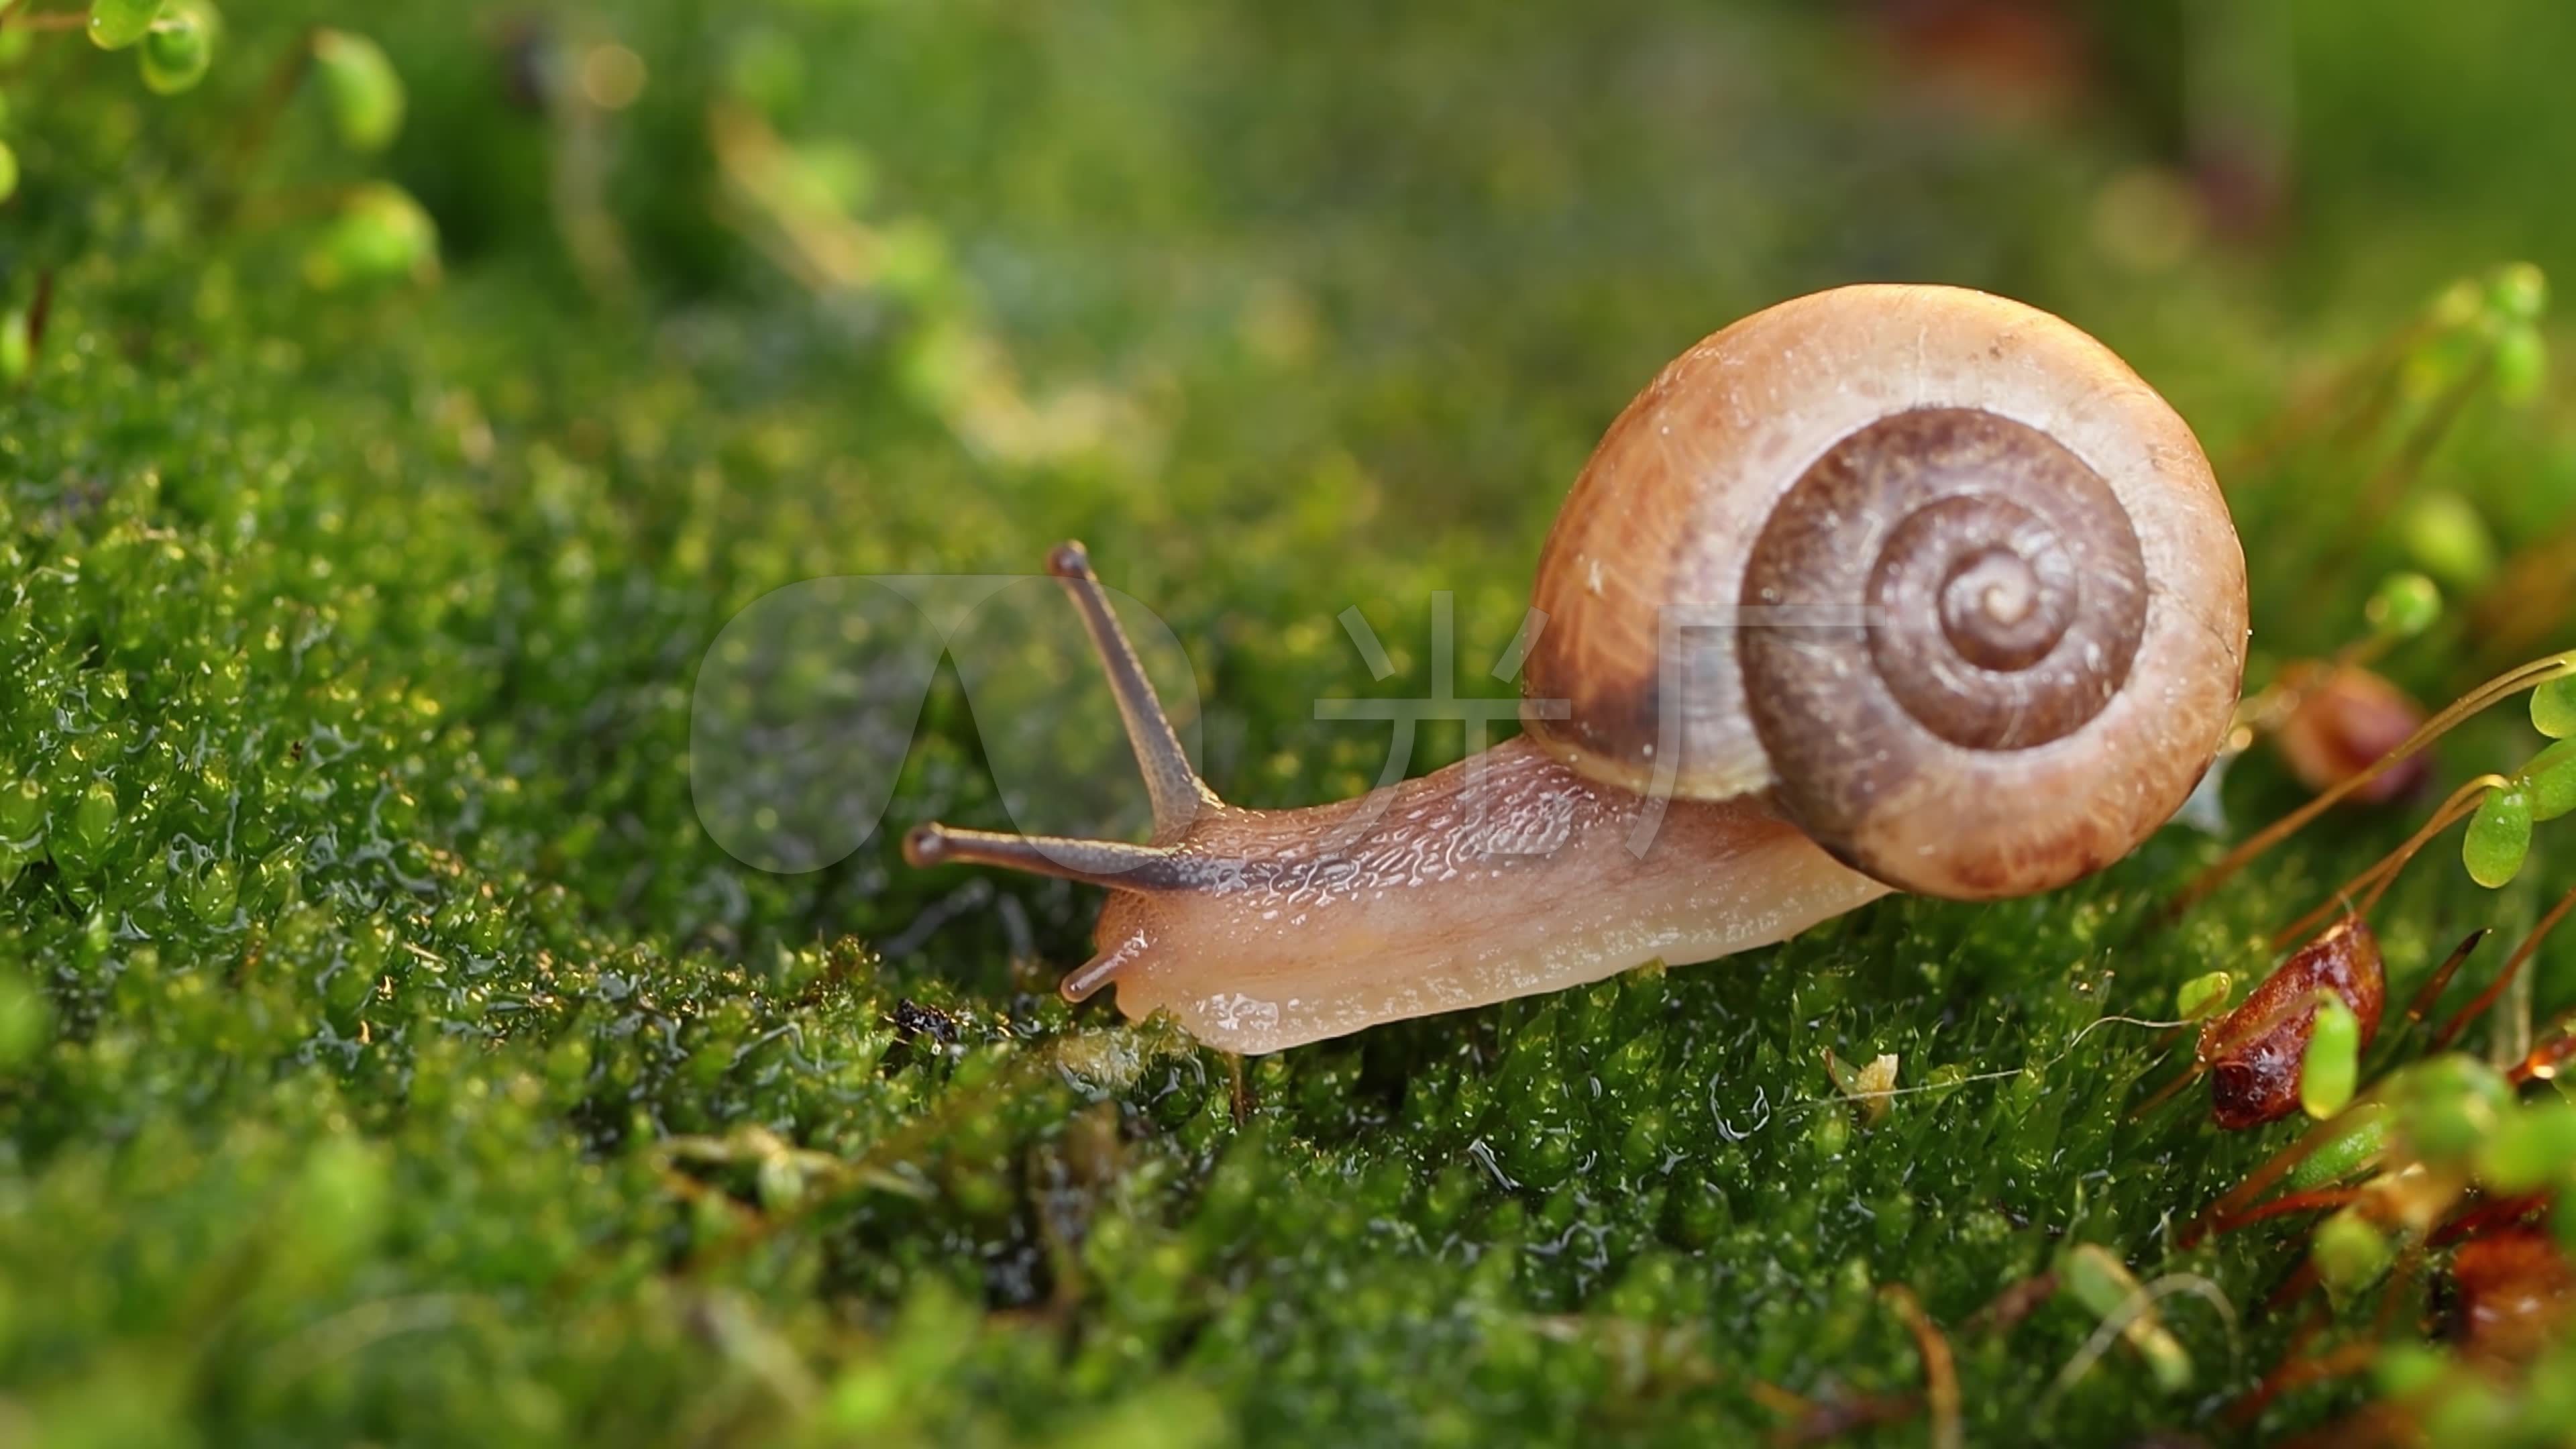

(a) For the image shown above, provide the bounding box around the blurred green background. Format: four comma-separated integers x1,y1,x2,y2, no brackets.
7,1,2576,1444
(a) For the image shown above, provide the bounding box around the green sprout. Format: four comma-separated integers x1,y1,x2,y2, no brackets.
311,28,405,152
2301,992,2362,1120
2463,782,2534,887
2365,571,2443,641
303,182,439,289
2532,739,2576,820
2533,676,2576,739
137,1,214,94
85,0,162,50
2488,262,2551,400
2311,1208,2395,1303
2451,680,2576,888
2476,1099,2576,1193
2284,1104,2391,1191
2385,1055,2512,1167
2057,1245,2193,1393
2399,490,2500,588
2176,970,2234,1022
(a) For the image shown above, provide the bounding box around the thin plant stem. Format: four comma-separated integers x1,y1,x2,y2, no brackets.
2430,881,2576,1052
2271,774,2508,947
2176,651,2576,916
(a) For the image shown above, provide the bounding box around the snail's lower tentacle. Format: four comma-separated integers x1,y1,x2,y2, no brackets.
1059,930,1153,1002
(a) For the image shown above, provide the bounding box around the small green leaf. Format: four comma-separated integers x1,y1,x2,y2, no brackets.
2374,1343,2451,1400
0,965,49,1069
87,0,163,50
2534,676,2576,739
0,309,27,385
2058,1245,2190,1391
2476,1100,2576,1193
311,29,405,152
2399,490,2499,589
2431,279,2485,329
2365,572,2442,639
2286,1104,2390,1191
2301,992,2360,1120
303,183,439,290
2312,1207,2394,1302
2487,261,2548,325
138,3,215,95
0,138,17,207
0,778,43,843
186,861,237,925
2176,970,2233,1022
284,1136,389,1272
2058,1243,2141,1320
2495,323,2546,403
2526,738,2576,822
2135,1325,2193,1395
2389,1055,2512,1165
2463,784,2533,888
70,779,118,851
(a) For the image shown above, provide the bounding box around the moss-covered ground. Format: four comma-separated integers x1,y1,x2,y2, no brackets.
8,1,2576,1444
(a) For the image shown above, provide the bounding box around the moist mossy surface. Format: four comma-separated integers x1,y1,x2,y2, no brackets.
8,2,2576,1444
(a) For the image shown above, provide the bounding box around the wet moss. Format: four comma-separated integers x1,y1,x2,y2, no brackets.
7,1,2576,1445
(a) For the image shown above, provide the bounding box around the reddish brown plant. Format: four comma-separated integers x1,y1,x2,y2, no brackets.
2201,916,2385,1130
2272,663,2432,804
2447,1228,2574,1365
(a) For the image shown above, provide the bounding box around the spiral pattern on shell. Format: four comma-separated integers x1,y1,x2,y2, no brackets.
1739,405,2156,890
1523,284,2247,900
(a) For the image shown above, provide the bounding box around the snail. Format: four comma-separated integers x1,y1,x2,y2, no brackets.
904,284,2250,1053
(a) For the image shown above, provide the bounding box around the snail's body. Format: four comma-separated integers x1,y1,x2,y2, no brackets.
918,736,1886,1053
907,285,2249,1053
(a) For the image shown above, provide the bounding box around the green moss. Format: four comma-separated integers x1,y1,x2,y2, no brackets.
5,2,2576,1445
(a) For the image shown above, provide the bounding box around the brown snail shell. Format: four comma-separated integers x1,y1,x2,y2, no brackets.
1522,284,2248,898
